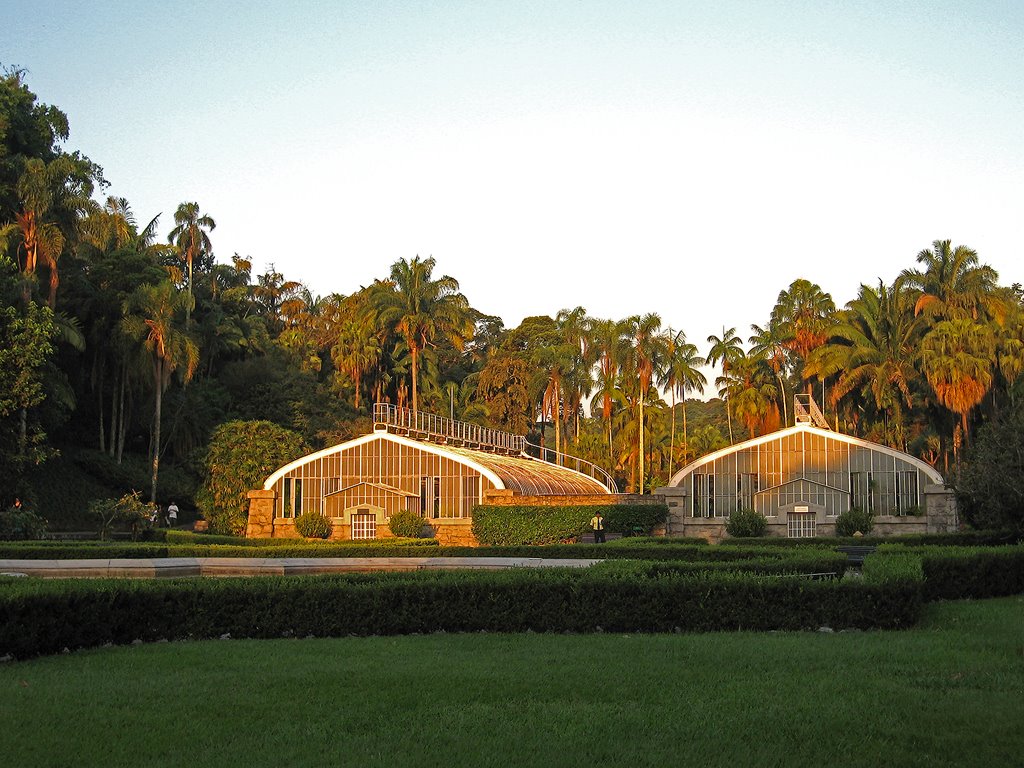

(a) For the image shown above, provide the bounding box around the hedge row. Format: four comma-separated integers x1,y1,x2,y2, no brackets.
0,541,831,563
0,566,921,659
471,504,668,545
875,544,1024,601
719,530,1020,547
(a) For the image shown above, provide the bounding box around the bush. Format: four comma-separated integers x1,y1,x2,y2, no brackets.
835,508,874,537
725,508,768,538
87,491,151,540
195,420,307,535
472,504,668,545
0,504,48,540
388,509,425,538
294,512,332,539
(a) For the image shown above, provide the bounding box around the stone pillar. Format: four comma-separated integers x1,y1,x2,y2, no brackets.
246,489,277,538
924,483,958,534
654,486,687,537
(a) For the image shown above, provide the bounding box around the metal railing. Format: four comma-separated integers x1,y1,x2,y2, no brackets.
524,440,618,493
373,403,526,453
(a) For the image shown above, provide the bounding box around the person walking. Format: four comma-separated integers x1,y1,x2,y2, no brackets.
590,510,606,543
167,501,179,528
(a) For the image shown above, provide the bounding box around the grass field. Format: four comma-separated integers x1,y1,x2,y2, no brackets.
1,597,1021,768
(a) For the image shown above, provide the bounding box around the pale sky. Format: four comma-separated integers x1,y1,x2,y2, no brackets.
4,1,1023,377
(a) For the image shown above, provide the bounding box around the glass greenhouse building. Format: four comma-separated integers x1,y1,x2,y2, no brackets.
663,421,946,538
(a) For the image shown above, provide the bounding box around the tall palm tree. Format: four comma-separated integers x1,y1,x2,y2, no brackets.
375,256,472,416
806,280,921,447
919,318,995,462
167,202,216,329
769,278,836,395
122,281,199,503
900,239,1000,322
658,329,706,476
333,313,381,410
14,158,66,307
706,326,744,443
588,317,629,468
749,321,790,427
556,307,592,445
719,352,778,438
626,313,667,492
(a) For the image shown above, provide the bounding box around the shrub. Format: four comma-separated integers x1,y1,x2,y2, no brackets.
294,511,332,539
0,504,48,541
195,420,307,535
388,509,425,538
472,504,668,545
725,508,768,538
835,508,874,537
87,491,150,540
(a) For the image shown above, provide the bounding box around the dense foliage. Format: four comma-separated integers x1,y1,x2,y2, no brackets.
472,504,667,545
2,69,1023,528
835,508,875,536
955,395,1024,532
725,507,768,537
294,511,332,539
387,509,427,538
196,420,306,535
0,502,48,541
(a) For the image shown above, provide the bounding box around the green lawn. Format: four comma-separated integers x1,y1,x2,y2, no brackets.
1,597,1022,768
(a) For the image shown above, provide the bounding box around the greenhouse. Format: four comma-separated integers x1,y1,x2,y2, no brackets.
658,398,953,539
249,404,612,542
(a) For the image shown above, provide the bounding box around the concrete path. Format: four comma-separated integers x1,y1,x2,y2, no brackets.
0,556,603,579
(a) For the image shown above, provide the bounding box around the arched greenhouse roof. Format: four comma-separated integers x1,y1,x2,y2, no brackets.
667,422,944,487
264,431,611,496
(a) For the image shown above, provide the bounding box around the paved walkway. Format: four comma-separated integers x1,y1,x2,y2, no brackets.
0,556,603,579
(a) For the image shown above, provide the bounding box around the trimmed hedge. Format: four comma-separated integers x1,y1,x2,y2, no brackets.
0,565,922,659
877,544,1024,601
719,530,1021,548
0,541,835,563
471,504,668,545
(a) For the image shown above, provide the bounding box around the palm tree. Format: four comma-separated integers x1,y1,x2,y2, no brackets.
556,307,593,446
14,158,66,307
375,256,472,416
658,329,706,476
706,326,744,443
806,280,921,448
920,318,995,462
769,278,836,395
625,313,667,492
333,313,381,410
749,321,790,427
167,202,216,328
900,240,1000,322
122,281,199,503
588,317,629,468
719,353,778,438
